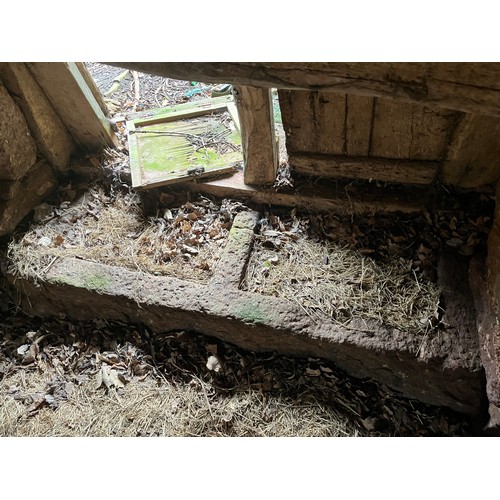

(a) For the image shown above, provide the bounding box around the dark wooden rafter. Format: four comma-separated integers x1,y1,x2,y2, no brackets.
181,170,428,214
440,113,500,187
107,62,500,116
288,154,438,185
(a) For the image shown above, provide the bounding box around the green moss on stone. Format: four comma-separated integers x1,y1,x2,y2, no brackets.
82,274,110,293
52,275,80,288
228,228,247,242
237,300,267,324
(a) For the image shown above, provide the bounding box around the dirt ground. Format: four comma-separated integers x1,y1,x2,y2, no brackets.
0,63,487,437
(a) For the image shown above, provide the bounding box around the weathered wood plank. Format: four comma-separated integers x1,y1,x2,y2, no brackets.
0,62,75,170
279,90,345,154
370,98,458,161
131,98,232,127
440,114,500,188
234,86,277,185
74,62,110,117
28,62,119,152
108,62,500,116
345,94,374,156
288,153,437,185
182,170,426,214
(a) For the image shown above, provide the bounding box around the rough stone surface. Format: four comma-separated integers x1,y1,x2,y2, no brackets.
0,83,37,181
470,181,500,432
7,211,486,415
0,63,74,170
487,180,500,305
0,161,58,236
209,210,259,288
427,249,483,371
470,256,500,412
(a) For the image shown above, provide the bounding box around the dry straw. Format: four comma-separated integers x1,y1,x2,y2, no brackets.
245,237,441,336
7,189,228,284
0,371,359,437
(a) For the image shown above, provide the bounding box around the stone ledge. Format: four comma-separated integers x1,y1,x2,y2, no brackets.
7,210,486,415
0,161,58,237
469,255,500,429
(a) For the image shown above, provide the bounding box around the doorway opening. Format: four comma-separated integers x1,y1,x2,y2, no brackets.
84,63,289,189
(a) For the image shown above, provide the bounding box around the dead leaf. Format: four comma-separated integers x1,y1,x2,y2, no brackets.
53,234,65,246
361,417,378,432
17,343,39,364
96,364,125,391
26,393,49,417
206,355,222,372
305,368,321,377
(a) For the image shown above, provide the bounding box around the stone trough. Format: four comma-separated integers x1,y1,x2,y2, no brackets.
8,210,485,415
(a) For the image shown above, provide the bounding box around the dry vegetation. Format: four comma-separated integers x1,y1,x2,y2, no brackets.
1,375,357,437
6,185,241,285
0,309,471,437
1,64,491,437
246,236,441,336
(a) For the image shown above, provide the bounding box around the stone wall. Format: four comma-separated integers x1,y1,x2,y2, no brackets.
0,63,75,236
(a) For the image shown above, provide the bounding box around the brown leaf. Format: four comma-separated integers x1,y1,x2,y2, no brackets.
53,234,65,246
305,368,321,377
26,394,47,417
96,365,125,391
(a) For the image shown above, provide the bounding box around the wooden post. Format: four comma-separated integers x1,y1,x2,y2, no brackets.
234,86,277,186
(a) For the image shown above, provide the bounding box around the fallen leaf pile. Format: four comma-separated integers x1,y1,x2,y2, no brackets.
245,188,494,334
0,302,474,436
7,187,247,284
85,63,215,118
307,188,494,281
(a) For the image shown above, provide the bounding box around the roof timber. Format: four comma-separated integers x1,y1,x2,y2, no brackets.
108,62,500,116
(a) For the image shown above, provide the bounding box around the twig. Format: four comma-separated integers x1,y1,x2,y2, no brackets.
132,71,140,112
42,256,60,276
104,69,129,96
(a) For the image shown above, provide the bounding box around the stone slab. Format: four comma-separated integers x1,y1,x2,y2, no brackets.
0,83,37,181
0,63,75,170
0,161,58,236
7,211,485,414
469,255,500,426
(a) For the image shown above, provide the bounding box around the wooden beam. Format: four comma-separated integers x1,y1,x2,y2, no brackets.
234,86,277,186
345,94,374,156
108,62,500,116
0,81,37,181
279,90,346,154
469,256,500,417
469,181,500,428
441,113,500,188
369,98,459,161
74,62,110,117
180,170,426,214
288,153,438,185
0,161,58,237
27,62,119,152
